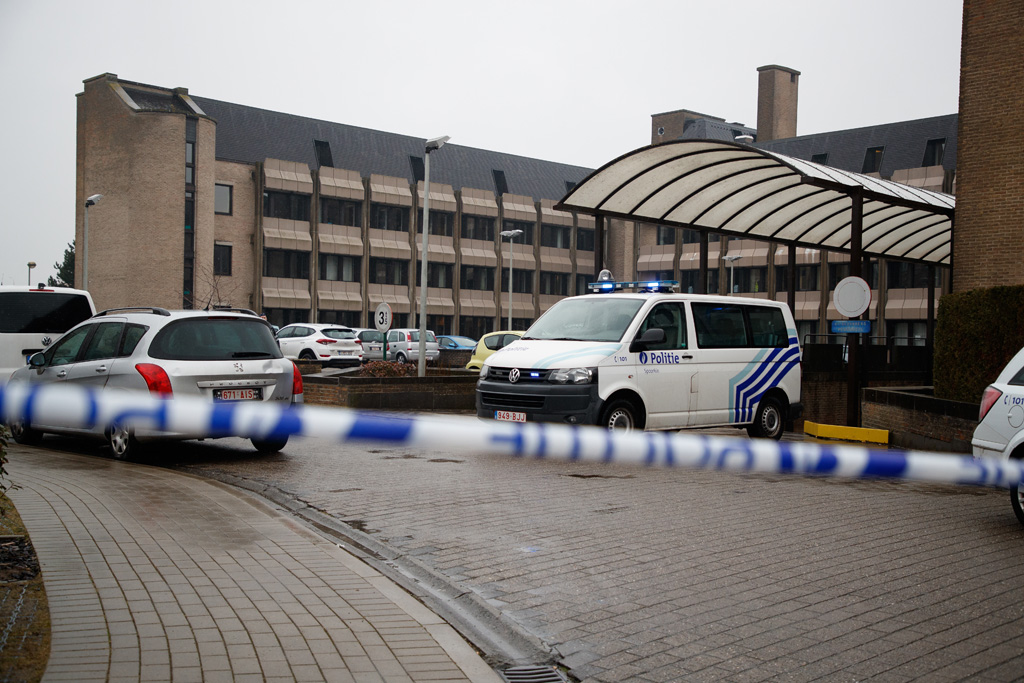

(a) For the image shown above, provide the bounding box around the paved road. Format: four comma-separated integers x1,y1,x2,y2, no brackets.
28,430,1024,682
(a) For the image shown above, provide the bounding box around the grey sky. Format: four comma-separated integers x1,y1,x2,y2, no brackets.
0,0,963,287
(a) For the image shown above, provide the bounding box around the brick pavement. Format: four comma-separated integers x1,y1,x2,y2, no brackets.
6,447,501,683
167,433,1024,683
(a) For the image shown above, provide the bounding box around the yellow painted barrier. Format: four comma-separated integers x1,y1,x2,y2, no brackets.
804,421,889,445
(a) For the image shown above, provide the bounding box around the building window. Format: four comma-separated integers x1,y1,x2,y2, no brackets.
575,273,590,295
214,243,232,276
417,262,453,288
922,138,946,167
861,146,885,174
462,215,495,241
369,257,409,286
318,310,360,327
426,315,452,336
540,271,569,296
639,270,674,283
541,224,571,249
215,184,233,215
656,225,675,246
313,139,334,168
512,317,533,331
775,265,820,292
459,316,492,340
321,197,362,226
460,265,495,291
319,254,360,282
577,228,595,252
418,210,454,237
492,169,508,196
811,153,829,165
503,219,534,245
264,191,310,221
729,267,767,293
887,261,937,289
369,203,409,231
264,249,310,279
681,228,717,244
263,308,307,328
501,269,533,294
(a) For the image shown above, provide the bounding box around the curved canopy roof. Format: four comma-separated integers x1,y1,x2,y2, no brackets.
556,140,956,265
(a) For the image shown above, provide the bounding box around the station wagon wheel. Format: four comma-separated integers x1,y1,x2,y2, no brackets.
251,436,289,454
601,399,638,431
108,422,139,461
747,396,784,440
9,420,43,446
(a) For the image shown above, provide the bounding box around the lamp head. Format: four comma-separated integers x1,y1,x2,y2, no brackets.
500,229,524,239
85,193,104,207
425,135,450,153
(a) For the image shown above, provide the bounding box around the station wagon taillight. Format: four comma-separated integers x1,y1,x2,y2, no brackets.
979,385,1002,421
292,362,303,396
135,363,173,397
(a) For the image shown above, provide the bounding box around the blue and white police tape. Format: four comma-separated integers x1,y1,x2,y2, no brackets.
1,381,1020,489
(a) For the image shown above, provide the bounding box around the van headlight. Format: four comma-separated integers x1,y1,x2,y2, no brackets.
479,365,489,379
549,367,595,384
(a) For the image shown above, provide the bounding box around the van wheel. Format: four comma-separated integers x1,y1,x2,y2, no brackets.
601,399,638,431
252,436,288,454
9,421,43,446
396,352,408,364
747,396,784,440
108,422,140,461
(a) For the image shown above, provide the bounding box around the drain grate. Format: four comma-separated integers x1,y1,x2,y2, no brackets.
499,665,568,683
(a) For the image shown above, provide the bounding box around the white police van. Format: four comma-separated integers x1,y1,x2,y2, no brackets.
476,273,802,439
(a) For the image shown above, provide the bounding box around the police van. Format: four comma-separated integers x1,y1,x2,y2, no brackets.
475,273,802,439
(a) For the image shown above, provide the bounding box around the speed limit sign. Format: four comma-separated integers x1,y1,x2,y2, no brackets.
374,302,393,333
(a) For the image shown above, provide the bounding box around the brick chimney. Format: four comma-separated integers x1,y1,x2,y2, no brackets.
756,65,800,142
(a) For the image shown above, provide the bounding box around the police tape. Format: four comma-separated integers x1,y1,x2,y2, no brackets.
1,381,1020,490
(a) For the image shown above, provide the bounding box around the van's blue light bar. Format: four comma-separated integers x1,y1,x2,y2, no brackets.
587,280,680,293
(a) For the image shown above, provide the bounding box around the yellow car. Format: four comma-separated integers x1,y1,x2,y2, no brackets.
465,331,524,371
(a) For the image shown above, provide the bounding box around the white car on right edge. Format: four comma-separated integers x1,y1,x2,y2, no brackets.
971,345,1024,525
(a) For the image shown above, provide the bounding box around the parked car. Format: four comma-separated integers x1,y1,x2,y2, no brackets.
0,285,96,381
437,335,477,351
276,323,362,367
352,328,386,362
971,345,1024,525
385,329,439,364
6,307,303,458
465,331,524,371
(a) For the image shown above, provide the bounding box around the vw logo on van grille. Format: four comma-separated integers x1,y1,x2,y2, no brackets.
508,368,520,384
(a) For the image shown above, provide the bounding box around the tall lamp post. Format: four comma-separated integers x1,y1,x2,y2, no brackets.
500,229,523,330
417,135,449,378
724,253,741,295
83,193,103,290
27,261,36,287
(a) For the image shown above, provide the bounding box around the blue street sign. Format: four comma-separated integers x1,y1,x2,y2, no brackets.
832,319,871,334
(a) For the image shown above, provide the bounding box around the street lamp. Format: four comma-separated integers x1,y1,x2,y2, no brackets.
724,253,741,295
417,135,449,378
27,261,36,287
500,229,524,330
83,193,103,290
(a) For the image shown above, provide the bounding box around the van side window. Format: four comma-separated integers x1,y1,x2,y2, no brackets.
747,306,788,348
638,303,687,351
692,303,747,348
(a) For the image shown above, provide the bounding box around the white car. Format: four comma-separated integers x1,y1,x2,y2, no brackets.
972,345,1024,525
276,323,362,367
386,328,439,364
351,328,385,363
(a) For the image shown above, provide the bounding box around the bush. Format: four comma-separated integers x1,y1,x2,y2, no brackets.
358,361,419,378
934,284,1024,403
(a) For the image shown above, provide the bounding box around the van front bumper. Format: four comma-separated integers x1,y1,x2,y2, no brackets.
476,378,603,425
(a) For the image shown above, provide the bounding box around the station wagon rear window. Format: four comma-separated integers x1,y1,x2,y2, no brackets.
149,319,282,361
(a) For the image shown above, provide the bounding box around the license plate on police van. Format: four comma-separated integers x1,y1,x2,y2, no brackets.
214,388,262,401
495,410,526,423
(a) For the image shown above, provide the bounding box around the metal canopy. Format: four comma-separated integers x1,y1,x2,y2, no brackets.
556,139,955,265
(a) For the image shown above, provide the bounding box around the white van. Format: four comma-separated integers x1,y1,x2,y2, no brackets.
0,286,96,381
475,278,802,439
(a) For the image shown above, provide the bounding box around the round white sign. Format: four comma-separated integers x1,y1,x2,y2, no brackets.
374,302,393,333
833,276,871,318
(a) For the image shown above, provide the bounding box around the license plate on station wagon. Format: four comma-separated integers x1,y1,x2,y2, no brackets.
494,410,526,423
214,388,262,401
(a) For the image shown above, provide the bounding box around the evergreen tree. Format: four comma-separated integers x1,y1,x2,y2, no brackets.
47,242,75,287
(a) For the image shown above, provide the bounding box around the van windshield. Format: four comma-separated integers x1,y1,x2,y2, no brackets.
0,292,94,334
525,297,644,343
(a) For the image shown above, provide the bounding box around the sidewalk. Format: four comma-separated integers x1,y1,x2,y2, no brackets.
6,446,501,683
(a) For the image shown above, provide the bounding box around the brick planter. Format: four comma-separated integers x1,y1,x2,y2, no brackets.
861,387,979,453
302,368,479,412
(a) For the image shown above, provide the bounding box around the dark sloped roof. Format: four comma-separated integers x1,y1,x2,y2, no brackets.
191,97,592,203
754,114,958,176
